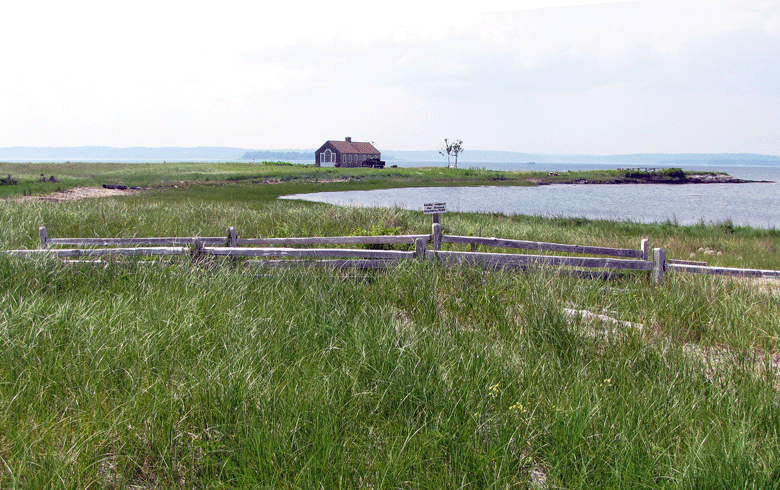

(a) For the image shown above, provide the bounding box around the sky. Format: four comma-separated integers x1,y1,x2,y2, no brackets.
1,0,778,154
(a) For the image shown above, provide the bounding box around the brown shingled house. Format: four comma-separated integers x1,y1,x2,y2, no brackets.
315,137,381,168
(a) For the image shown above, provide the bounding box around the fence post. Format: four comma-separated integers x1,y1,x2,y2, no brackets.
192,239,204,261
652,247,666,284
39,227,48,249
228,226,237,247
641,239,649,261
415,237,426,259
432,223,442,251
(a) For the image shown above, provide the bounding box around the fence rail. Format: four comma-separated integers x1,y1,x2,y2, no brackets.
3,225,778,284
427,250,653,270
9,247,188,258
442,234,645,259
46,238,225,247
202,246,416,260
38,228,226,248
666,263,780,279
236,235,429,247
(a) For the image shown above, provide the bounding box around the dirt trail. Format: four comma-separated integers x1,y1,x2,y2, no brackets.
13,186,140,202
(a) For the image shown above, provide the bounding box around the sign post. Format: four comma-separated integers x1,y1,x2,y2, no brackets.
423,202,446,223
423,202,446,250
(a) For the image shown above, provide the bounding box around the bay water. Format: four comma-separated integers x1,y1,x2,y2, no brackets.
282,163,780,229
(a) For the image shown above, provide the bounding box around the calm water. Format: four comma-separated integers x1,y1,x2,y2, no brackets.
282,163,780,229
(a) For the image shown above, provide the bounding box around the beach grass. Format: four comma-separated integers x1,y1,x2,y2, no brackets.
1,257,778,488
0,162,779,488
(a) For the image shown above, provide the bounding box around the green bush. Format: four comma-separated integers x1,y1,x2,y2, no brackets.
657,167,685,178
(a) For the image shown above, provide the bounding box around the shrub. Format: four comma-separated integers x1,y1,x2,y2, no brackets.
657,168,685,179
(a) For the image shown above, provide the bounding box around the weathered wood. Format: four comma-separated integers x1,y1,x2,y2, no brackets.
245,259,400,269
193,240,204,259
666,263,780,279
39,227,48,249
20,227,780,283
62,259,163,266
426,250,652,271
443,235,643,258
652,248,666,284
236,235,429,246
46,237,225,246
432,223,442,251
204,247,415,260
5,247,187,257
667,258,708,266
415,238,426,258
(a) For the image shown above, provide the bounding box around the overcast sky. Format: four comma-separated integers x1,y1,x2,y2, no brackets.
1,0,778,154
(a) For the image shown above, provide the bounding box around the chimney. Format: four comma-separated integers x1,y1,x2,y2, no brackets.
345,137,352,143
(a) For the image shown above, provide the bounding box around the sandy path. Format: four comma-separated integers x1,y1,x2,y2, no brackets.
13,186,140,202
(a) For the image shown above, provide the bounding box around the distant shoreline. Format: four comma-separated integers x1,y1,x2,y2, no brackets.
1,146,778,167
528,172,770,186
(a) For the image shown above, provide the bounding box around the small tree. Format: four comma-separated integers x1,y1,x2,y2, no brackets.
439,139,464,169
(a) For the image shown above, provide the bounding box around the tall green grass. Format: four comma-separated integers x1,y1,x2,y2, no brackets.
1,167,779,487
0,257,778,488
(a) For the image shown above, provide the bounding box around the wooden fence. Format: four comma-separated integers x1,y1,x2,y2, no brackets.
3,225,778,283
5,226,668,282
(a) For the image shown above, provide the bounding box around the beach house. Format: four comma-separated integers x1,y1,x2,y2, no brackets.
315,137,381,168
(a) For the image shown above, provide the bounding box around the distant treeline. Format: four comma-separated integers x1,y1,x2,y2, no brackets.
241,151,311,161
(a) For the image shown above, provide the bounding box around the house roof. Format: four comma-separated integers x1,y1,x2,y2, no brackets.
325,140,380,154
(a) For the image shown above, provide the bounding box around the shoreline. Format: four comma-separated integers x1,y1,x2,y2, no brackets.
0,162,774,203
528,172,770,185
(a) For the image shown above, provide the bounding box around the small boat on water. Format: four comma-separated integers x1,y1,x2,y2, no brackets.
527,162,535,165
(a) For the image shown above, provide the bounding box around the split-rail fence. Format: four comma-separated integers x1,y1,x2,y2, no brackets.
3,225,779,283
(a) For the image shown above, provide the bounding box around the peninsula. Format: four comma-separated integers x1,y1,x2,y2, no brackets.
525,168,766,185
0,162,770,203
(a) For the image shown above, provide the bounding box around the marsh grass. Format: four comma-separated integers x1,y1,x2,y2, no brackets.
1,164,779,487
1,257,778,488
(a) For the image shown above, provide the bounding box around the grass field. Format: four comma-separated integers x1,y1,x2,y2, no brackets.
1,162,779,488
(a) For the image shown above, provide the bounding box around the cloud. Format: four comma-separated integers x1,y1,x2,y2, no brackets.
0,0,777,153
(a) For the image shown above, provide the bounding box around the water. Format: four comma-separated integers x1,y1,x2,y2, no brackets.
282,163,780,229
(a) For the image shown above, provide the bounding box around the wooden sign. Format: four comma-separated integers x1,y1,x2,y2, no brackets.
423,202,446,214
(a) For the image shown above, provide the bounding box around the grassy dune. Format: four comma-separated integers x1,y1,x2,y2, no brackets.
0,162,779,488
